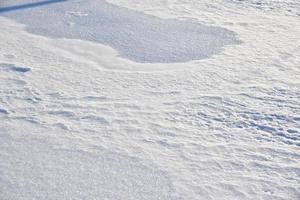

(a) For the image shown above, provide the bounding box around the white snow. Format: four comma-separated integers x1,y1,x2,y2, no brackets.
0,0,300,200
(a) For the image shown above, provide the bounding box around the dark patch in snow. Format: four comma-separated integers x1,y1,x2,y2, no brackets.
0,63,31,73
11,66,31,73
1,0,239,63
0,108,8,114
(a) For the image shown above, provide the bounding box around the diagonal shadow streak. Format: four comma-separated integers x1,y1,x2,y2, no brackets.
0,0,68,13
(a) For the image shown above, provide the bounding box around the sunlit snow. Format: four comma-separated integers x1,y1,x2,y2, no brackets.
0,0,299,200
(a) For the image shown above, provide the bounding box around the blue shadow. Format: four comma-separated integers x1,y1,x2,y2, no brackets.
0,0,67,13
1,0,240,63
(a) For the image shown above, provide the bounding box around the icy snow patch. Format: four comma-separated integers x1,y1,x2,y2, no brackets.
1,0,239,63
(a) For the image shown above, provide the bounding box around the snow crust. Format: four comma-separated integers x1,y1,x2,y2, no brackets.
1,0,239,63
0,0,300,199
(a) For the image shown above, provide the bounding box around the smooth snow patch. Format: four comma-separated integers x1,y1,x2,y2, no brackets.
0,133,177,200
1,0,239,63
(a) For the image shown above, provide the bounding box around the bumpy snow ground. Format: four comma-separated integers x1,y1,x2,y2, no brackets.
0,0,300,200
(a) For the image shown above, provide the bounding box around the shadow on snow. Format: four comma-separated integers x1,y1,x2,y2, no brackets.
0,0,67,13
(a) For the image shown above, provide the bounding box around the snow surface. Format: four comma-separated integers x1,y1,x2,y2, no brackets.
1,0,239,63
0,0,300,199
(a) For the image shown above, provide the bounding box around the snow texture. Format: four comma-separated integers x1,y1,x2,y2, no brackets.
1,0,239,63
0,0,300,200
